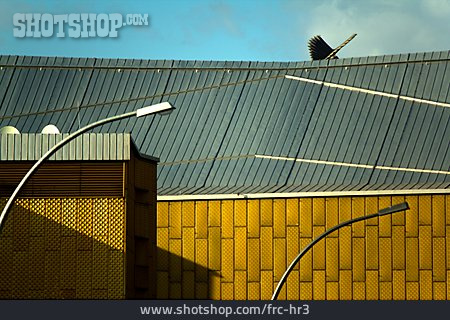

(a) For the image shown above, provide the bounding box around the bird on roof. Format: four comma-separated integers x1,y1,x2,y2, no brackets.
308,34,357,60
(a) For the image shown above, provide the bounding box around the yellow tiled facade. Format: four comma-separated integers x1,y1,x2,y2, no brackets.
157,194,449,300
0,197,126,299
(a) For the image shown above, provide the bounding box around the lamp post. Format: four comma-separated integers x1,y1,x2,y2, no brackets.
271,201,410,300
0,102,175,233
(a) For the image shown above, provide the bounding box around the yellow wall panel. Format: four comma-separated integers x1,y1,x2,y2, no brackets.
260,271,273,300
339,270,352,300
208,227,221,271
406,282,419,300
169,202,182,239
339,197,351,222
447,227,450,269
182,201,195,227
221,238,234,283
393,271,405,300
420,270,432,300
93,199,108,237
159,194,450,301
195,239,208,282
392,226,405,270
274,238,286,281
300,198,312,237
261,199,273,227
365,197,378,226
379,282,392,300
326,282,339,300
300,282,312,300
366,270,379,300
325,197,339,234
156,272,169,299
222,200,234,239
313,271,326,300
352,237,365,281
29,237,45,289
433,237,446,281
447,195,450,225
326,237,339,281
196,282,208,299
221,282,234,300
405,195,418,237
234,200,247,227
287,270,299,300
379,237,392,282
209,271,221,300
195,201,208,239
351,197,365,237
182,271,195,299
61,199,76,237
313,198,325,226
157,202,169,227
405,237,419,281
169,283,181,299
391,196,406,226
274,199,286,238
248,282,260,300
339,227,352,270
235,271,247,300
353,282,365,300
248,238,260,282
208,201,221,227
261,227,273,270
432,195,445,237
247,200,260,238
418,195,432,225
0,237,13,291
286,198,299,226
299,238,312,281
434,282,446,300
286,226,299,265
182,228,195,270
235,227,247,270
366,226,379,270
378,197,392,237
169,239,182,282
157,228,169,271
419,226,432,270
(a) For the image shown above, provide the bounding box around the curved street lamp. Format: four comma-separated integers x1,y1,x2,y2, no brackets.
272,201,410,300
0,102,175,233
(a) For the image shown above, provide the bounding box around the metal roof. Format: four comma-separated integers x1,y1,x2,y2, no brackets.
0,51,448,195
0,133,157,161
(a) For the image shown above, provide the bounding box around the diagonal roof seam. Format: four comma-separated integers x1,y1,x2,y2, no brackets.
0,73,284,121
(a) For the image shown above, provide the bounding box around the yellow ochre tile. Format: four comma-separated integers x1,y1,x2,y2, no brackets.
247,200,260,238
339,270,352,300
393,270,405,300
326,237,339,281
247,238,260,282
366,270,379,300
261,199,273,227
235,227,247,270
405,237,419,282
313,198,325,226
274,238,286,281
351,197,365,237
195,201,208,239
326,282,339,300
420,270,432,300
300,198,312,237
419,226,432,270
392,226,405,270
379,237,392,282
366,226,379,270
313,271,326,300
169,202,182,239
405,195,418,237
261,227,273,271
286,198,299,226
273,199,286,238
418,195,432,225
325,198,339,234
433,237,446,281
432,195,445,237
352,237,365,282
287,270,299,300
182,201,195,227
378,196,392,237
235,271,247,300
234,200,247,227
221,201,234,239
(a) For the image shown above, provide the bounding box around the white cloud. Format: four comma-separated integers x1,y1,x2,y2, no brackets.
300,0,450,58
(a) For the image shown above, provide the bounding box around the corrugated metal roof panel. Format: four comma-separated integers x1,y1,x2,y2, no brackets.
0,133,143,161
0,51,448,195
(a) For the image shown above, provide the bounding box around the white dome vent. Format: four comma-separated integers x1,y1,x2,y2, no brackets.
41,124,60,134
0,125,20,134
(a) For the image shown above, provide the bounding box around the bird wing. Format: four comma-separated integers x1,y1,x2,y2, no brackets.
308,35,336,60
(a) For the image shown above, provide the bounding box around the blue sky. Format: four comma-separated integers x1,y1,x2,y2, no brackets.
1,0,449,61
